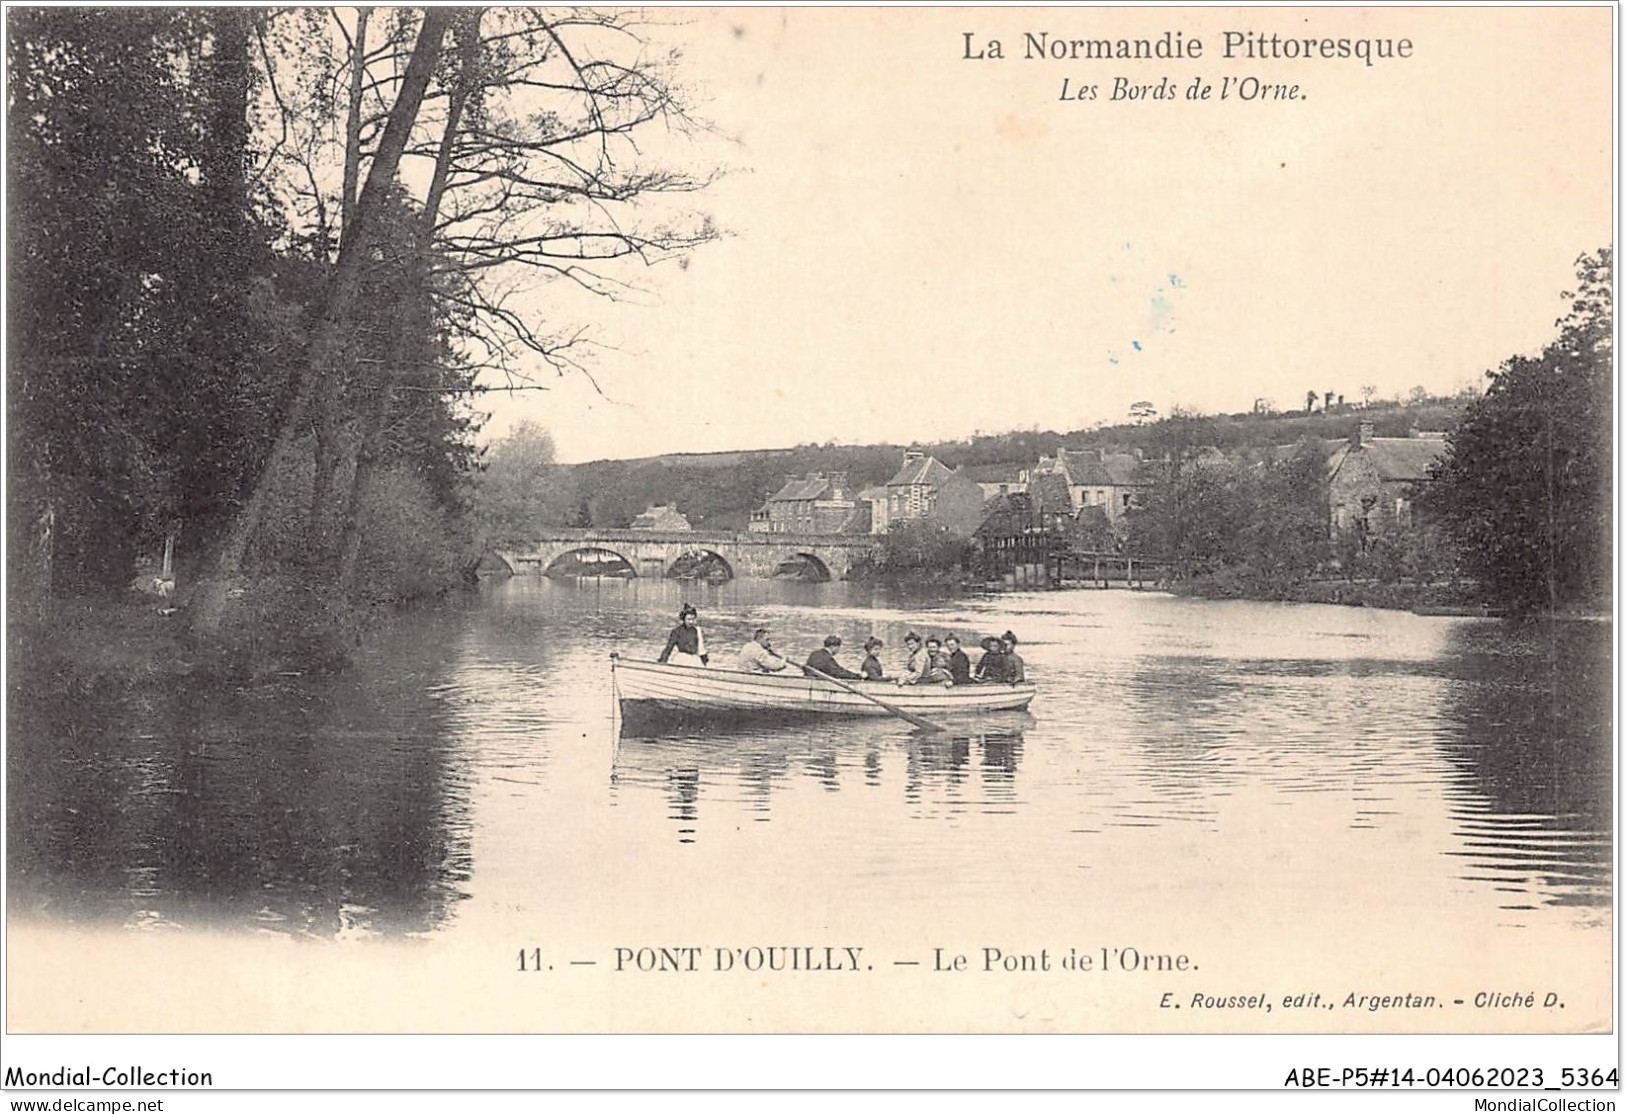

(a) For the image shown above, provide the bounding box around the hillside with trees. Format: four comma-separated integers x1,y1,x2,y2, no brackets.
498,393,1469,534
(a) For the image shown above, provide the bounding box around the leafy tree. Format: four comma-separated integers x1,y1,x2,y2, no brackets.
7,9,287,605
853,519,973,580
1421,249,1611,612
473,422,576,541
190,8,456,634
1235,440,1330,580
191,7,719,633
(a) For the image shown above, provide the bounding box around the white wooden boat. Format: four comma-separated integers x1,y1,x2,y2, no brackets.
611,655,1035,722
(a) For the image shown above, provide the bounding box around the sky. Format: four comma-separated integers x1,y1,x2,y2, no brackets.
472,7,1614,463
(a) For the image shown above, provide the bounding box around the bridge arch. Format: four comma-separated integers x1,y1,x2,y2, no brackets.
666,549,735,581
474,549,517,578
541,546,637,578
775,551,833,582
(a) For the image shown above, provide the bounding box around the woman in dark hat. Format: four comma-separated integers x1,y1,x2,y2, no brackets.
974,636,1007,683
860,636,887,680
1000,630,1026,684
657,603,709,667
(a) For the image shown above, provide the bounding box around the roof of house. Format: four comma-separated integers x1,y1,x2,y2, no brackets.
1070,453,1120,486
1028,471,1076,515
1036,447,1148,487
886,454,957,488
974,492,1037,536
1101,452,1147,485
766,473,852,502
1327,437,1448,483
630,504,691,528
766,476,827,502
960,462,1029,484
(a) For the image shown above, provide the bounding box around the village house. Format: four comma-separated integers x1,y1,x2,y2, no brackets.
1025,470,1077,534
629,504,692,531
880,450,987,535
959,462,1030,500
1326,420,1448,538
1030,447,1149,519
858,484,889,535
747,471,863,534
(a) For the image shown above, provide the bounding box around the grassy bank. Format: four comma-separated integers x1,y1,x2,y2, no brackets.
1167,572,1492,613
8,573,436,705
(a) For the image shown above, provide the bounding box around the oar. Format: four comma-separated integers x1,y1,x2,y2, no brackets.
806,667,945,733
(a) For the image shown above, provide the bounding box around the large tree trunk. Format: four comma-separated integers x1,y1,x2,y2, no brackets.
306,8,373,554
332,10,482,600
190,9,453,637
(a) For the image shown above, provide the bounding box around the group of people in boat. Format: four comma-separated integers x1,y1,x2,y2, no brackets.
656,605,1026,686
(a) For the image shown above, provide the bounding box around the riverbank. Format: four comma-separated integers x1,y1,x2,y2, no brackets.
1170,575,1477,612
9,577,416,702
1164,573,1609,621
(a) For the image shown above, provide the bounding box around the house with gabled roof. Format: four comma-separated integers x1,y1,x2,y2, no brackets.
1031,446,1150,520
748,471,863,534
882,450,987,535
1326,420,1447,537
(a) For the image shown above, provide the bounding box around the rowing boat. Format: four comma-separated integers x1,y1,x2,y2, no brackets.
611,654,1036,724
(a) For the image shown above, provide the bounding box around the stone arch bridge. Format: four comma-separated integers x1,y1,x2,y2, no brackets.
488,528,881,581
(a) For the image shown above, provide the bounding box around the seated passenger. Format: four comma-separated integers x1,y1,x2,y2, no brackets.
900,632,927,684
974,636,1007,683
860,637,887,680
906,637,953,686
804,635,864,680
1000,630,1026,684
657,604,708,666
735,628,789,673
943,635,972,686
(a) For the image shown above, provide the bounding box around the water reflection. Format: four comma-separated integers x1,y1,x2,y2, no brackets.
8,621,476,937
7,578,1612,944
1435,619,1612,911
614,717,1028,843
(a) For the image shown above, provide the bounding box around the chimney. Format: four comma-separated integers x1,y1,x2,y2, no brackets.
1357,419,1375,446
829,471,848,500
902,448,924,465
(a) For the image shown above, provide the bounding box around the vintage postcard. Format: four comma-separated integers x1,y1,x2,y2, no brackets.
3,3,1614,1096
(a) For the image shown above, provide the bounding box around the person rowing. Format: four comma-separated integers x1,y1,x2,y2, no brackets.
803,634,864,680
735,627,789,673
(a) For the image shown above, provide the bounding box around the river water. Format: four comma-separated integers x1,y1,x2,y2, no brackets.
7,578,1613,1032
